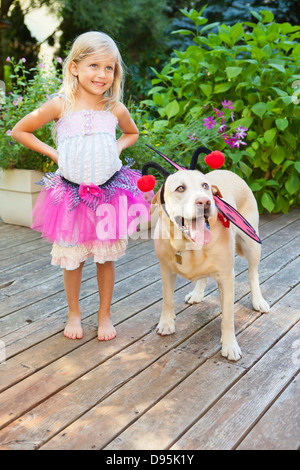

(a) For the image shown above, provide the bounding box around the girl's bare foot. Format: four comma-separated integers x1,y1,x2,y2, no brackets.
64,312,83,339
98,315,116,341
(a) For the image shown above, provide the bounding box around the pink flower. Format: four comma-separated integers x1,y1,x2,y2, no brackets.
213,107,224,117
21,58,26,63
223,134,236,148
56,57,62,64
13,100,18,106
17,95,23,101
203,116,217,129
39,63,45,69
6,130,12,136
235,126,248,139
218,124,227,134
233,139,247,149
222,100,234,110
6,57,11,62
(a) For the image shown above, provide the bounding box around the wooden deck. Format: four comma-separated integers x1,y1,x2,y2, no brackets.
0,209,299,451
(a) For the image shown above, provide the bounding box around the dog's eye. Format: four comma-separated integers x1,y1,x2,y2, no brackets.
176,185,185,192
202,183,209,190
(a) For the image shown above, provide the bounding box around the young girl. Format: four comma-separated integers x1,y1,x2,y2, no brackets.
11,31,151,342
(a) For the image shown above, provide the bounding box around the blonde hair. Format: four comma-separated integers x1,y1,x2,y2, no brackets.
59,31,124,114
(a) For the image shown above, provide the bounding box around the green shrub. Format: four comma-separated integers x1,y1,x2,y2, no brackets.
0,57,62,172
136,7,300,212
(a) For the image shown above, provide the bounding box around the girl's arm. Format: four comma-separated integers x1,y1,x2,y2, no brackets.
114,103,139,156
11,97,63,164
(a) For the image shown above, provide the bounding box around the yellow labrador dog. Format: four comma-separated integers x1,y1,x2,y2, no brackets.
150,165,269,361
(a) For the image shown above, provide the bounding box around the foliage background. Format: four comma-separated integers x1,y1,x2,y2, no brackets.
1,1,300,212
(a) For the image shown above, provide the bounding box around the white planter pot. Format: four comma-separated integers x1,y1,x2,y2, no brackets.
0,169,44,227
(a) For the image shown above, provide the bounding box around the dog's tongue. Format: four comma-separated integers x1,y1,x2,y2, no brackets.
190,218,212,245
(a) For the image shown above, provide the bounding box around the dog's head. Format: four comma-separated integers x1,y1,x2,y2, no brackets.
138,146,224,247
162,169,222,245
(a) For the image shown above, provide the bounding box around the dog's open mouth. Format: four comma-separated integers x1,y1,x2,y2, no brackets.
174,215,212,245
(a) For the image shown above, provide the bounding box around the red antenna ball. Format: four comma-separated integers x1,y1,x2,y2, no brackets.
204,151,225,169
137,175,156,192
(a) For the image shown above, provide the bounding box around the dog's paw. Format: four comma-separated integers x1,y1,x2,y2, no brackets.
221,338,242,362
185,291,204,304
252,296,270,313
156,320,176,336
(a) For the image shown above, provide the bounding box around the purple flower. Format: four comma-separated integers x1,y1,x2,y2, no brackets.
203,116,217,129
231,112,235,122
21,58,26,63
188,133,198,141
222,100,234,110
6,57,11,62
223,134,236,148
213,107,224,117
233,139,247,149
218,124,227,134
235,126,248,139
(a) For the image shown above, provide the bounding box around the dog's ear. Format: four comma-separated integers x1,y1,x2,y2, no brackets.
211,185,223,198
151,188,161,206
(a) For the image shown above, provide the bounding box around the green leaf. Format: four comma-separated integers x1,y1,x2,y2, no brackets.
251,102,268,119
295,162,300,174
231,117,253,129
268,63,286,73
271,146,285,165
200,84,212,98
261,193,275,212
261,10,274,23
285,173,300,195
148,86,166,95
213,82,232,93
225,67,243,79
275,118,289,131
171,29,194,36
164,100,180,120
153,120,169,132
264,128,277,143
239,161,252,177
251,10,262,22
250,182,264,191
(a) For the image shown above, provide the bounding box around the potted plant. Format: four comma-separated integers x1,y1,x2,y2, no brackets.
0,56,62,226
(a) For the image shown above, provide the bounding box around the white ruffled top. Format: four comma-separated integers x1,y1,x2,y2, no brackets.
55,109,122,185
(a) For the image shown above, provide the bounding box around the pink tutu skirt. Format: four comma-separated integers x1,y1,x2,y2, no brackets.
31,166,151,268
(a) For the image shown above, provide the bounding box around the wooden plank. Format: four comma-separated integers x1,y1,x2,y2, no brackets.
2,209,298,343
0,212,298,450
0,257,162,333
0,248,158,317
258,209,300,239
100,282,300,450
237,373,300,450
1,254,299,449
171,321,300,450
3,234,297,387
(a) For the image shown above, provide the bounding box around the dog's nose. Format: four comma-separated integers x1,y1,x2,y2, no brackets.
195,197,211,208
